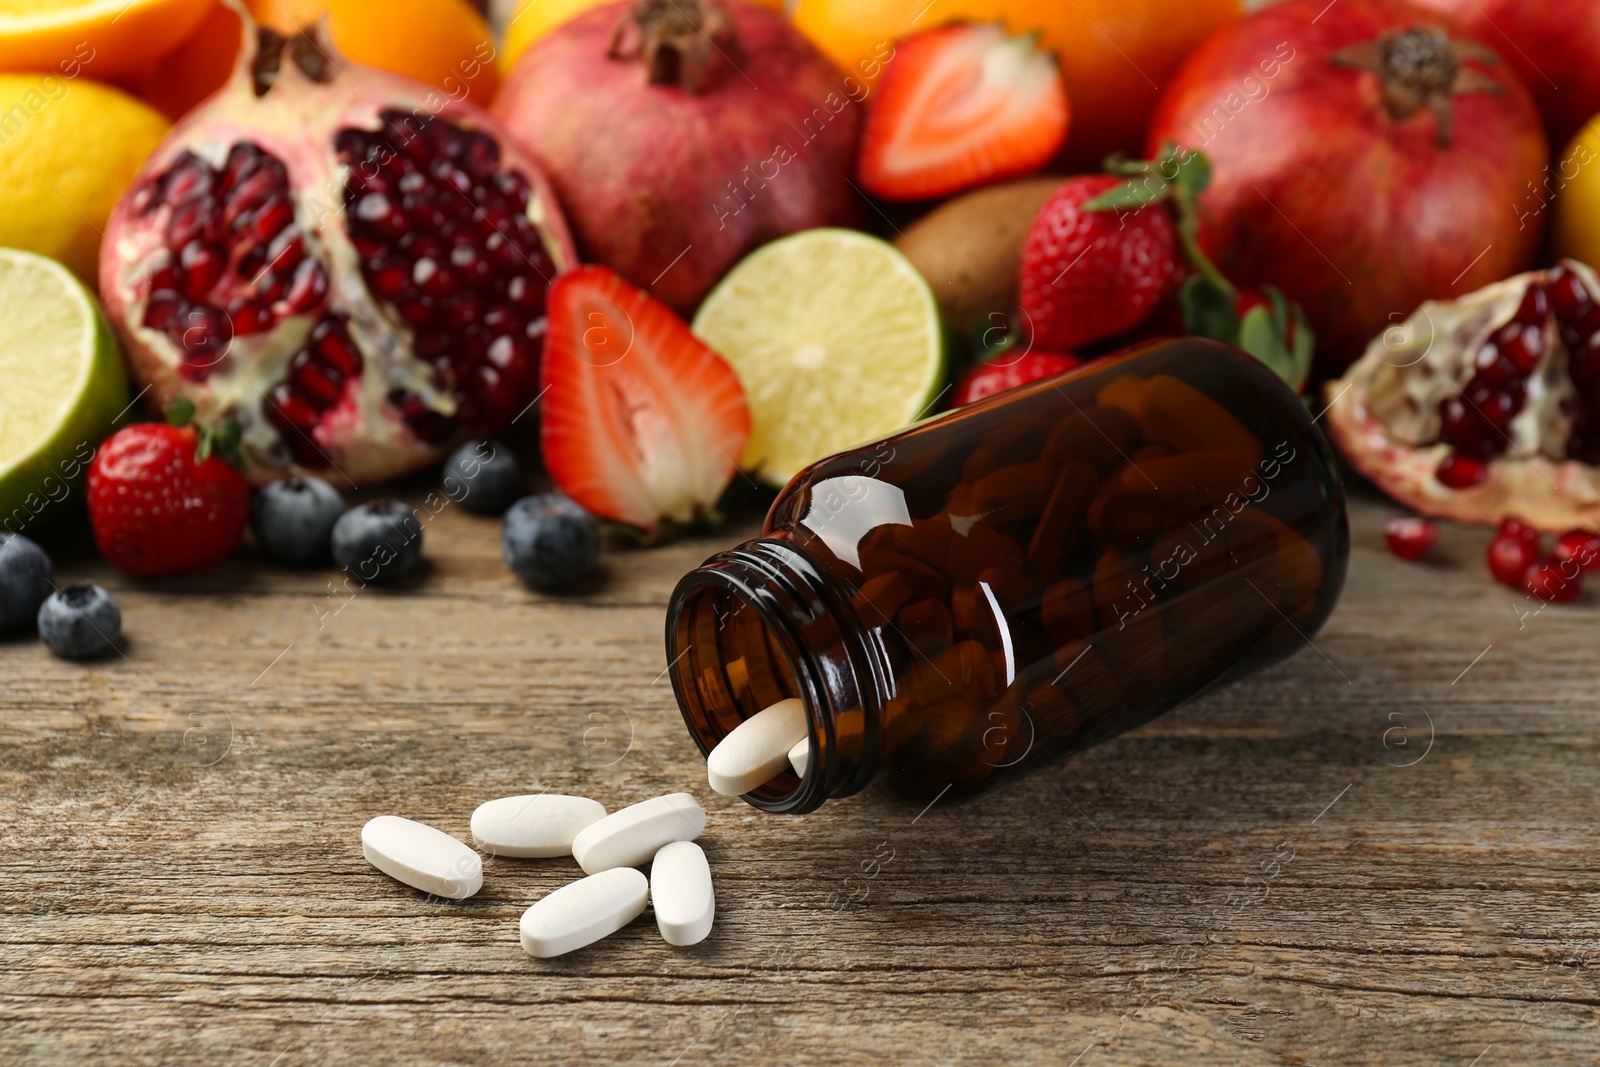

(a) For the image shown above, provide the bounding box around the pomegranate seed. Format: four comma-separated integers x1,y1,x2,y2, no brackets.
1436,453,1488,488
147,256,182,294
425,121,466,160
163,153,213,205
224,168,281,228
250,197,295,244
369,263,409,301
399,299,435,328
1439,397,1500,457
389,389,455,443
464,131,499,178
278,261,328,316
226,297,274,334
292,352,344,406
1524,558,1582,603
179,240,224,299
143,291,186,331
1487,530,1541,587
1551,529,1600,574
1549,266,1592,324
1383,516,1438,561
1496,516,1541,548
1512,282,1548,325
1495,322,1544,374
167,201,209,247
313,321,362,376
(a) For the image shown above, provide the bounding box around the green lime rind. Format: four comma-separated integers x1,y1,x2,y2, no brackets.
692,228,945,487
0,249,129,536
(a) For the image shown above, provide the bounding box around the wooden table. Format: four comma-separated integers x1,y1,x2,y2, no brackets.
4,484,1598,1065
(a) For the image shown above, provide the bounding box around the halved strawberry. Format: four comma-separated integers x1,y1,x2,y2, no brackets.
858,22,1069,202
540,266,751,534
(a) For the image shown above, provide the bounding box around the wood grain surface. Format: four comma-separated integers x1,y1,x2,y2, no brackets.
4,484,1599,1066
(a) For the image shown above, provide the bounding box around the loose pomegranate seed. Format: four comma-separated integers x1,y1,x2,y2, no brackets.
1436,453,1488,488
1496,516,1541,548
1383,516,1438,561
1487,526,1541,587
1551,528,1600,574
1524,558,1582,603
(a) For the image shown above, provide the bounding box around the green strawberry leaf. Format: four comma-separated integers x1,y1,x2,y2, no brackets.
1083,177,1171,212
166,397,196,428
1179,274,1239,342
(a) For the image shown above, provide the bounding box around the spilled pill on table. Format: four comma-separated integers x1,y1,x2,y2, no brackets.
571,792,706,875
706,697,808,795
470,794,607,858
650,840,714,947
361,815,483,900
520,867,650,958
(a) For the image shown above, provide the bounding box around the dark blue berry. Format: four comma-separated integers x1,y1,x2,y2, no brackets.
502,494,600,592
251,477,346,566
332,499,423,585
0,532,52,635
442,439,521,515
38,584,121,659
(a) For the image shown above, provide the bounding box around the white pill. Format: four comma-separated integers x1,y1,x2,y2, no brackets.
706,697,808,795
470,794,607,858
788,735,811,779
519,867,649,958
361,815,482,900
570,792,706,875
650,840,714,947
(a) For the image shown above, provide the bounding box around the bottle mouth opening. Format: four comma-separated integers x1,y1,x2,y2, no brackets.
666,571,829,814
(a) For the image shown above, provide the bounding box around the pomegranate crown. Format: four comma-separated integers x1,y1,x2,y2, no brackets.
1331,25,1505,147
607,0,739,94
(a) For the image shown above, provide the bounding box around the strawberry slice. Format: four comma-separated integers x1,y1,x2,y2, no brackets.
540,266,751,534
858,22,1069,202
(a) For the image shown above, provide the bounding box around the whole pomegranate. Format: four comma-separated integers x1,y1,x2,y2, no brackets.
100,28,575,486
1412,0,1600,149
1146,0,1548,376
1326,260,1600,532
493,0,860,315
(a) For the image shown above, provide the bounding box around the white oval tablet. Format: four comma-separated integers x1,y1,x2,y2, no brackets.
706,697,808,795
361,815,482,900
651,840,714,947
787,734,811,779
470,794,607,858
570,792,706,875
520,867,649,958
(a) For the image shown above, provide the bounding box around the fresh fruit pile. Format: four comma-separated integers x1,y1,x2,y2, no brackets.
10,0,1600,635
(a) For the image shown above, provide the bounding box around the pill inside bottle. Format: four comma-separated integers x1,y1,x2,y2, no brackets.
667,339,1348,813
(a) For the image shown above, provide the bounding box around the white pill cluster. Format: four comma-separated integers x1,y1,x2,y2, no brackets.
706,697,811,797
361,790,714,958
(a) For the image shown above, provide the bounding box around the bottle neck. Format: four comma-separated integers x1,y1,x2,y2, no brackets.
665,537,889,814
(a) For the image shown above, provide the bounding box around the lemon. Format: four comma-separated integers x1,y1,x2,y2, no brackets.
0,249,129,534
1553,116,1600,270
692,229,944,486
0,73,168,282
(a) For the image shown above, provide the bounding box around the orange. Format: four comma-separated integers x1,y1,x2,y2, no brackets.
121,1,243,120
792,0,1241,168
502,0,787,72
248,0,499,108
0,0,214,82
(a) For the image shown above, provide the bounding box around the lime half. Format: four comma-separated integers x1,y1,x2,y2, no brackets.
692,229,944,486
0,248,128,531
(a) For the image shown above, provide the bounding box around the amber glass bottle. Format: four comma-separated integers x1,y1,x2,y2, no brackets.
666,339,1348,813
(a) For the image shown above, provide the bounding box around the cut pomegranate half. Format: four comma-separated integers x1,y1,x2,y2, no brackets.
100,24,575,486
1326,260,1600,532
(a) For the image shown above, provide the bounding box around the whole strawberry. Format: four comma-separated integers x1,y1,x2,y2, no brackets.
954,350,1082,406
89,401,251,578
1019,174,1182,351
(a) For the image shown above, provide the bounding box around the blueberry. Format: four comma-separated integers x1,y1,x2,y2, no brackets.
251,477,346,566
0,532,52,635
332,499,423,585
502,494,600,591
442,439,521,515
38,584,121,659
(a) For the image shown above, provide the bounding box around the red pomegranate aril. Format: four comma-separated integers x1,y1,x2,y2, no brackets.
1437,453,1488,488
1496,516,1541,548
1513,282,1548,325
143,291,186,331
1524,558,1582,603
179,240,224,299
1383,516,1437,561
168,201,210,247
313,322,362,376
1495,323,1544,374
292,353,344,405
399,299,434,327
163,154,212,204
1551,529,1600,573
1487,527,1541,587
278,261,328,316
147,257,182,294
250,198,295,244
227,298,274,334
445,292,484,331
225,169,281,227
1550,267,1591,323
418,262,458,300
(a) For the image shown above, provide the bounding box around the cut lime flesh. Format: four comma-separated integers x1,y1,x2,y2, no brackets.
0,248,128,531
692,228,944,486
